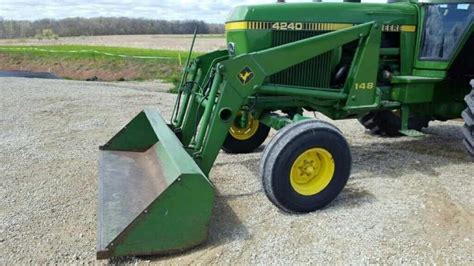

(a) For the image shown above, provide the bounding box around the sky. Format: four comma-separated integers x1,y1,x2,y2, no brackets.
0,0,386,23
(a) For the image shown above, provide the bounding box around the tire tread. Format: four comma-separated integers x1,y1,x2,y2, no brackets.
358,111,429,137
463,87,474,158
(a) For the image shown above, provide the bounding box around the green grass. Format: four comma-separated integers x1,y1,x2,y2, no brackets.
0,44,204,92
0,45,201,60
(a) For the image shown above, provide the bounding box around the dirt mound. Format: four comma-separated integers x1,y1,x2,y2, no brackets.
0,53,180,82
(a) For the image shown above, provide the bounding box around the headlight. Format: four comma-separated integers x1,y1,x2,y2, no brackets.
228,42,236,56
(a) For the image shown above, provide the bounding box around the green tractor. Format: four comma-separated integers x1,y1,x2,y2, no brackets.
96,0,473,259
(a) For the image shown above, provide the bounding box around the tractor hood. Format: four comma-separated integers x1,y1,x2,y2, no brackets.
225,2,418,57
226,3,417,26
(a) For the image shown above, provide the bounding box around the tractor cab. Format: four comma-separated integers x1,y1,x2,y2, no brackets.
418,3,473,62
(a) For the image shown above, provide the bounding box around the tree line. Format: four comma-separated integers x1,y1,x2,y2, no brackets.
0,17,224,39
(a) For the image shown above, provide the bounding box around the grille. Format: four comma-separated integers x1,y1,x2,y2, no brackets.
270,31,334,88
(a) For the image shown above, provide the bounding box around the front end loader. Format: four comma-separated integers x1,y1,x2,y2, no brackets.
97,0,473,259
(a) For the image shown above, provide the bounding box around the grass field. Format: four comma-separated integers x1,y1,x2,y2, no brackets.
0,45,198,59
0,44,206,90
0,34,226,52
0,35,227,88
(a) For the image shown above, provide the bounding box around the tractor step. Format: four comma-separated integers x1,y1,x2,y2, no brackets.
97,108,214,259
399,129,425,137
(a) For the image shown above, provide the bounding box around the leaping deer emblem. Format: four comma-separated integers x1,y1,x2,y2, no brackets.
239,71,252,82
238,67,254,84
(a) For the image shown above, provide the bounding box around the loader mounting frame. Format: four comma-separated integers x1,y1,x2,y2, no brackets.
172,21,382,175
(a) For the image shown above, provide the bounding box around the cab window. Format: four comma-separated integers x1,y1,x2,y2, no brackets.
420,4,473,60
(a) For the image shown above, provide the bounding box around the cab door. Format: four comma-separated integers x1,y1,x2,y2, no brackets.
414,3,473,74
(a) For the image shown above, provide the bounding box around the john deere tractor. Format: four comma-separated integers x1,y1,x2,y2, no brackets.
96,0,473,259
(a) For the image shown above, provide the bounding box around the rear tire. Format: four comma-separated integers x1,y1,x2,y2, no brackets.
358,110,430,137
463,86,474,158
260,120,351,213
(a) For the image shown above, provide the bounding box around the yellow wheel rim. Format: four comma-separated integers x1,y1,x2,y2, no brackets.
290,148,335,196
229,113,259,141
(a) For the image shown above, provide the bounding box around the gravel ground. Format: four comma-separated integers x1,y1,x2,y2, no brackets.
1,77,473,264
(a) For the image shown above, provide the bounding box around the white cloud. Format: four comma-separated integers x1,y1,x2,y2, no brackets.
0,0,387,23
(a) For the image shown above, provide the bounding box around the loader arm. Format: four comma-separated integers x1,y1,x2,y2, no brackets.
192,21,382,174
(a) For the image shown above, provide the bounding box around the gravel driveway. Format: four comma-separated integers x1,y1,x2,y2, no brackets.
1,77,472,264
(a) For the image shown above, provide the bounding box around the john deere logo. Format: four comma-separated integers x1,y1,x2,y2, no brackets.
238,67,254,85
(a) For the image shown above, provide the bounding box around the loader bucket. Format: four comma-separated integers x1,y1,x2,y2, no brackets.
97,108,214,259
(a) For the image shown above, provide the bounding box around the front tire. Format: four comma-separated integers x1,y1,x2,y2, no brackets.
260,120,352,213
222,113,270,154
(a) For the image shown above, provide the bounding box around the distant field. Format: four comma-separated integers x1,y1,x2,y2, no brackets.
0,34,226,53
0,45,187,87
0,35,227,87
0,45,201,60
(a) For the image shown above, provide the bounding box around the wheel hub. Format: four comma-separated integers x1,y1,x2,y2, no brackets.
290,148,335,196
295,158,322,183
229,113,259,141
